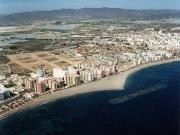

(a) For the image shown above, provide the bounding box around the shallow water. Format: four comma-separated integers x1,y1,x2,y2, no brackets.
0,61,179,135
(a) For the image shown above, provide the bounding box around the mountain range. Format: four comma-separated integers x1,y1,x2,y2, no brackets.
0,8,180,26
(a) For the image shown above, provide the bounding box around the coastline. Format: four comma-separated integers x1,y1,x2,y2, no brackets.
0,58,180,120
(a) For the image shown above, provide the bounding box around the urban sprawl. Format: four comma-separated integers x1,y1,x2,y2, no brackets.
0,23,180,116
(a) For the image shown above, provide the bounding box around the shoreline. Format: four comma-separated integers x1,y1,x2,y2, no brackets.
0,58,180,120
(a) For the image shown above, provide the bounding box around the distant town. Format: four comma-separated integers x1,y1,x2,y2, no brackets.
0,17,180,117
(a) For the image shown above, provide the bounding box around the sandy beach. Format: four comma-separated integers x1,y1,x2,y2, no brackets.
0,58,180,120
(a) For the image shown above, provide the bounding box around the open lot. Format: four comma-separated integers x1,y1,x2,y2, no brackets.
7,51,83,72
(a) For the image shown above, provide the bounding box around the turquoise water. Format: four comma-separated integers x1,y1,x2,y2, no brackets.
0,61,179,135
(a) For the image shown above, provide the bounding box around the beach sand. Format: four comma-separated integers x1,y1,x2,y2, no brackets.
0,58,180,120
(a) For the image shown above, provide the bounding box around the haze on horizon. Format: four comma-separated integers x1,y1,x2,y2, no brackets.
0,0,180,14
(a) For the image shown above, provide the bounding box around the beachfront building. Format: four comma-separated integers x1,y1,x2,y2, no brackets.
95,69,103,79
48,78,64,91
64,74,81,87
24,76,47,93
48,78,56,90
80,70,95,83
34,81,46,94
56,79,65,89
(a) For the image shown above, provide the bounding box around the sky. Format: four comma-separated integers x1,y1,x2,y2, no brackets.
0,0,180,14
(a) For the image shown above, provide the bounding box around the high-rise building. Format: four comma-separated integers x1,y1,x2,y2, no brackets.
35,82,45,93
96,69,103,79
51,81,57,91
80,70,95,83
36,67,46,77
25,78,35,90
64,75,71,86
104,67,111,76
110,65,117,74
64,74,81,87
47,79,55,89
56,79,65,89
68,66,78,75
53,68,67,78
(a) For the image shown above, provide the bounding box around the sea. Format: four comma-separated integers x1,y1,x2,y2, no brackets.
0,61,179,135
